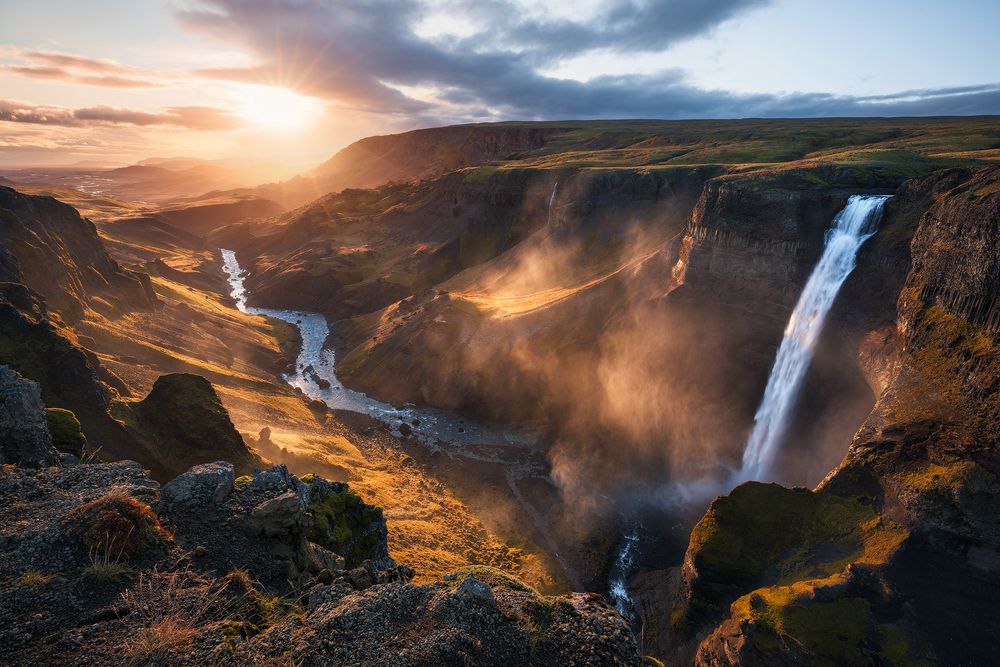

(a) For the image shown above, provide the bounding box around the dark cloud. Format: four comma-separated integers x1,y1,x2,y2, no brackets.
453,0,772,60
176,0,1000,121
0,100,241,130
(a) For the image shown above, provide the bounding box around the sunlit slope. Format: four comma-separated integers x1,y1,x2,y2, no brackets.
79,207,560,591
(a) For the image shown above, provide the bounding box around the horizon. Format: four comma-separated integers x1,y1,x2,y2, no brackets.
2,0,1000,171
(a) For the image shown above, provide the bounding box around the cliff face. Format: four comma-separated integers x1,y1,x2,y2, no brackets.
330,165,900,491
0,186,156,323
665,165,1000,667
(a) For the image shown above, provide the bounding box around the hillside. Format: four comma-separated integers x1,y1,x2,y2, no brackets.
1,117,999,665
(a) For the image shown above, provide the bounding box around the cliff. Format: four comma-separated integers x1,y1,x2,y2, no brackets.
662,165,1000,666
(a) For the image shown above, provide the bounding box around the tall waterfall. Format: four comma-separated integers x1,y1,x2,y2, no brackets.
546,181,559,227
739,194,891,481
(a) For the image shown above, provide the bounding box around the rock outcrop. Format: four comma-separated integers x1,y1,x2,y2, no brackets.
0,365,59,467
122,373,259,479
0,460,640,665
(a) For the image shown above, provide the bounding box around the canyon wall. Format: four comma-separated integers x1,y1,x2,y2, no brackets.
655,165,1000,666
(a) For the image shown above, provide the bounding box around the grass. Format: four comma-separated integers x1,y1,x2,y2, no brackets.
63,491,171,559
124,618,197,665
83,559,133,584
119,568,303,664
18,569,55,592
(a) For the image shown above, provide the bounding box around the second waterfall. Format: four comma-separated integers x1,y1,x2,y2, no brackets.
739,194,891,482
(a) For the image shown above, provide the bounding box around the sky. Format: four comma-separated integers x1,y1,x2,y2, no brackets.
1,0,998,168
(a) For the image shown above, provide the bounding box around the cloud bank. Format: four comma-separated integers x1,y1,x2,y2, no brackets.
0,100,240,130
175,0,1000,120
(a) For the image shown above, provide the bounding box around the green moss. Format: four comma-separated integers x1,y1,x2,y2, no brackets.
46,407,86,455
234,475,252,486
910,305,1000,436
687,483,875,586
305,487,384,568
677,480,908,636
462,166,500,185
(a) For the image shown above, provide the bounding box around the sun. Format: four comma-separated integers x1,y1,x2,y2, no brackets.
234,84,321,133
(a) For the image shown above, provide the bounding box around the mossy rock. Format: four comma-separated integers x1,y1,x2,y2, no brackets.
305,486,385,568
679,481,908,633
46,407,86,456
728,586,933,666
123,373,256,478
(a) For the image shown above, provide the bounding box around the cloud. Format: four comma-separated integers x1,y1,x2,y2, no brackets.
0,100,241,130
174,0,1000,121
1,49,169,88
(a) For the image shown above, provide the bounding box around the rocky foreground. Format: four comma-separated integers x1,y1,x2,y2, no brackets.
0,366,639,666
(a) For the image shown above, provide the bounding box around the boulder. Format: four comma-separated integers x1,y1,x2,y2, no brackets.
248,490,310,537
457,574,495,604
159,461,234,510
0,365,59,467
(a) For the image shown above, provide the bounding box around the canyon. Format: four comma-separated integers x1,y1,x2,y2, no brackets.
1,117,999,665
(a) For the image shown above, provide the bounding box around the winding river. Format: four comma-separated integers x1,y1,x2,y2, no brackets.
220,249,535,449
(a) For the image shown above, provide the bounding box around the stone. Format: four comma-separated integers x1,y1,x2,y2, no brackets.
457,575,495,604
307,542,345,573
159,461,234,510
0,366,59,468
247,464,294,493
248,490,309,537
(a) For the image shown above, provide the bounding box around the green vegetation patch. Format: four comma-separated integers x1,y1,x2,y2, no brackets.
46,407,86,455
305,487,384,568
730,586,933,666
689,482,874,585
911,305,1000,435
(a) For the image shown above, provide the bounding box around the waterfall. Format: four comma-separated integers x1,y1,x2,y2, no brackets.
608,529,640,620
546,181,559,227
738,194,890,481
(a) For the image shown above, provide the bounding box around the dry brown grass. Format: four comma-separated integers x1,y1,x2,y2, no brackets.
124,617,198,665
63,491,171,560
18,569,54,592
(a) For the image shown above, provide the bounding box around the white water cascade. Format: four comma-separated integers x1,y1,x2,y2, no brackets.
546,181,559,228
738,194,890,481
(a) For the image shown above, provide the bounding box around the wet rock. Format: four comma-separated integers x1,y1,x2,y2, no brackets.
160,461,234,510
0,365,59,468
